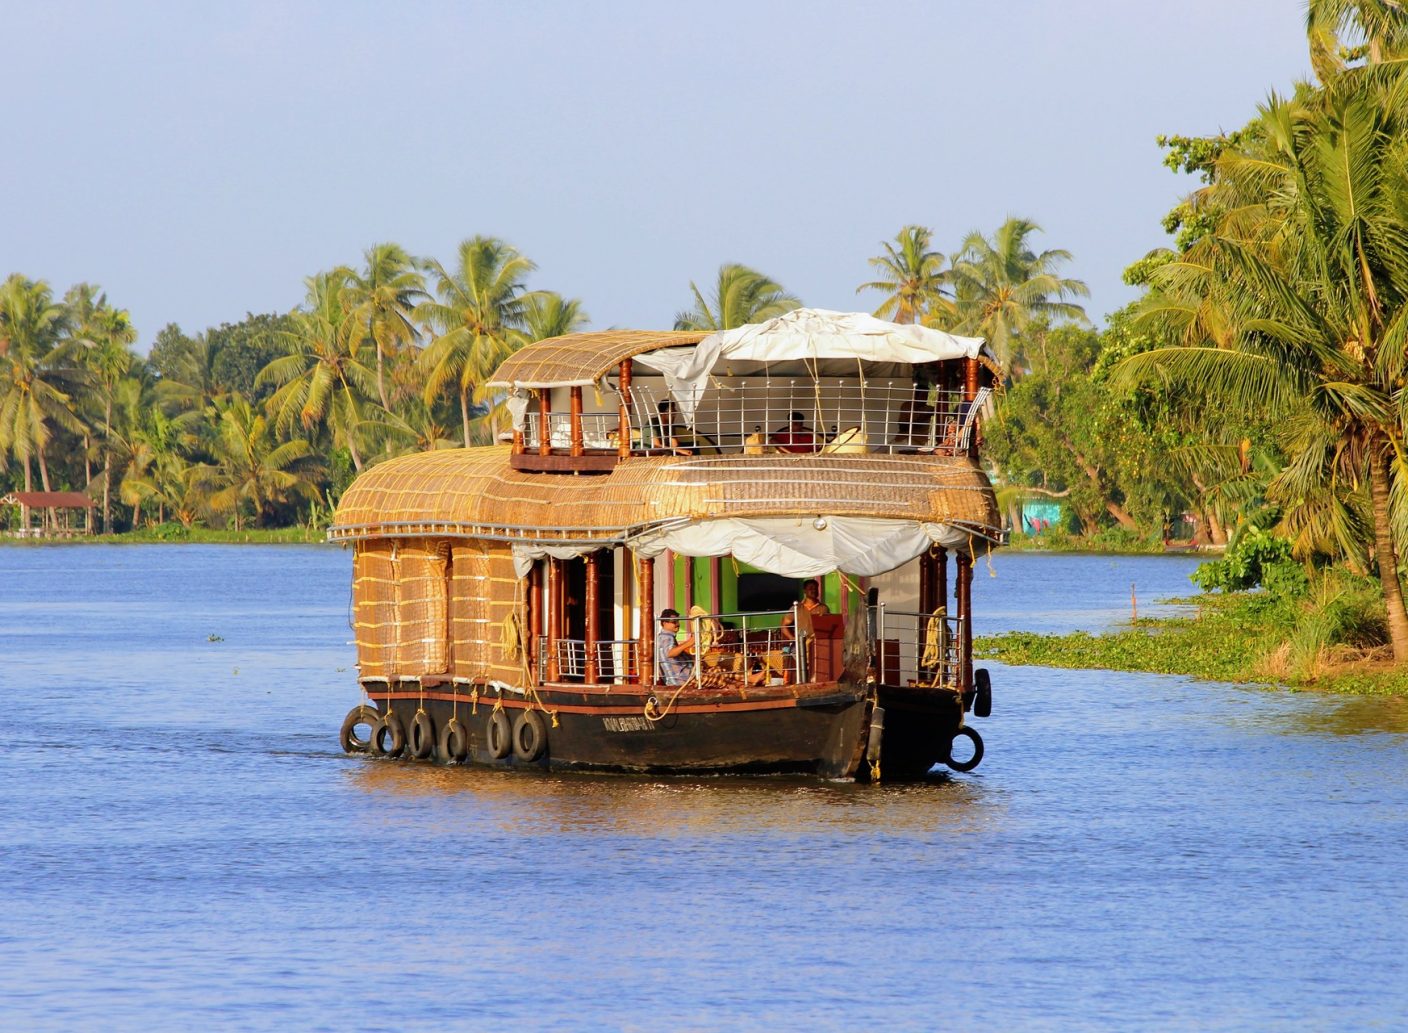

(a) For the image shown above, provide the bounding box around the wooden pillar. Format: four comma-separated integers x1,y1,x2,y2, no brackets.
512,428,525,455
964,357,980,459
584,550,600,683
956,546,973,690
919,550,933,614
538,389,552,457
546,557,563,681
638,556,655,686
621,547,634,678
618,359,633,459
569,385,585,457
935,546,948,612
527,562,543,680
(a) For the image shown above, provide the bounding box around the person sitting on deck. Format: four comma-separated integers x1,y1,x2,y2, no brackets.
770,412,818,453
650,400,717,456
656,608,695,685
890,397,936,448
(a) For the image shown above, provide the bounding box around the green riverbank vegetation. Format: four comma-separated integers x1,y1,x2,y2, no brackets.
980,3,1408,694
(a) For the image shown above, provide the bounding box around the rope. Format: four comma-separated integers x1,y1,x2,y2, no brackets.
921,606,950,688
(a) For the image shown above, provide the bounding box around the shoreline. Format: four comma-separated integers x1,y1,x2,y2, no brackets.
0,527,332,546
975,592,1408,697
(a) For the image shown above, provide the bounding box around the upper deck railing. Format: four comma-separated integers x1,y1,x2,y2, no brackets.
521,381,991,460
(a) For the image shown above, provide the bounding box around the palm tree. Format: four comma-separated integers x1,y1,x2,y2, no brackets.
192,394,319,530
156,332,230,420
259,270,378,471
66,285,138,532
522,292,589,342
360,397,461,458
673,263,801,331
0,275,83,527
856,225,953,325
948,218,1089,369
417,236,535,446
345,243,426,411
1116,89,1408,660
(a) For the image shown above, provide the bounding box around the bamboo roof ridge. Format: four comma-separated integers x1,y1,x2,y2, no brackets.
488,329,709,388
329,446,1002,544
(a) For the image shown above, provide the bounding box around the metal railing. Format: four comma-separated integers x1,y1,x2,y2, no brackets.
522,381,990,459
870,605,965,689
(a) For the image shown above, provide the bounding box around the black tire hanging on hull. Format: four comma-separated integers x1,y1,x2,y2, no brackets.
945,726,984,772
973,668,992,718
513,710,548,763
487,709,513,760
438,717,468,763
370,713,406,758
339,705,380,754
408,711,435,760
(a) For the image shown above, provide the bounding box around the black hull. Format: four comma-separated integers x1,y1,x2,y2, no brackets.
349,679,977,781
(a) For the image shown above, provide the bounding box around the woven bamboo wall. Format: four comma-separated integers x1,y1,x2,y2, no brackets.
483,545,527,685
352,538,449,678
450,541,492,682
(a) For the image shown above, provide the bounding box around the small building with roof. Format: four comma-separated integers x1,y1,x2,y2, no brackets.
1,491,95,538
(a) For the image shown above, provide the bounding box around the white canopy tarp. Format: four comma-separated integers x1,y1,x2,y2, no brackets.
658,309,986,423
510,516,974,579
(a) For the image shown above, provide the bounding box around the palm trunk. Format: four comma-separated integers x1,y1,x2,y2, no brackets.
37,445,53,532
460,388,472,448
103,395,112,533
21,455,31,529
1368,443,1408,662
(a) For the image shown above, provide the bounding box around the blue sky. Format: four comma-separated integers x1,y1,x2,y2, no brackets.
4,1,1310,349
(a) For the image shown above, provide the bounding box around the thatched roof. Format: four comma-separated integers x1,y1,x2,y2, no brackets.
329,446,1001,544
488,330,709,389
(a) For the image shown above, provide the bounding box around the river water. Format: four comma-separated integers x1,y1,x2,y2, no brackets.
1,546,1404,1031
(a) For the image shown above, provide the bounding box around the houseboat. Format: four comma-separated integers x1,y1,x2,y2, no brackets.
330,308,1002,780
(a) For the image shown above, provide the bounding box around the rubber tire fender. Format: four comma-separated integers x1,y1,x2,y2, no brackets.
339,705,381,754
512,709,549,764
437,717,468,764
408,710,435,760
486,709,513,760
973,667,993,718
945,726,984,772
369,712,406,759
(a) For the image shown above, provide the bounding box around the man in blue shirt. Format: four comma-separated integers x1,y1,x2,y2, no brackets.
656,608,695,684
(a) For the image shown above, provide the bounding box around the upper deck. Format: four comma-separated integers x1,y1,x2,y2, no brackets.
487,310,997,473
329,310,1004,553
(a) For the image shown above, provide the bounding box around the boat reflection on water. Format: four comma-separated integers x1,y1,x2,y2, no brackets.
343,759,995,837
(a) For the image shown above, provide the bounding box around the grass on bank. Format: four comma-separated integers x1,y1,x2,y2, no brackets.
0,523,330,545
975,575,1408,696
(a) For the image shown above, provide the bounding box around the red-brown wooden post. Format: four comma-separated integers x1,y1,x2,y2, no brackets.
512,428,525,455
956,546,973,690
570,386,585,457
935,546,948,612
621,546,634,679
618,359,633,459
527,561,542,681
964,357,980,459
638,556,655,686
584,550,600,683
538,389,552,457
546,557,563,681
919,549,933,614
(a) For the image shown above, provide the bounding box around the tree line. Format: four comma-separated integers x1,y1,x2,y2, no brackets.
1,220,1090,536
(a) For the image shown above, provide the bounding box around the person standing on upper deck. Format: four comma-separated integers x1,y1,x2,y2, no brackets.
770,412,818,453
